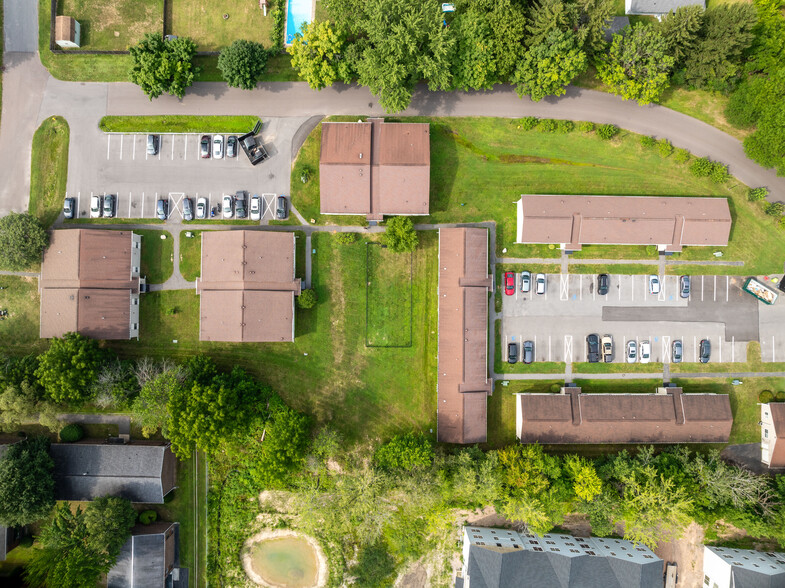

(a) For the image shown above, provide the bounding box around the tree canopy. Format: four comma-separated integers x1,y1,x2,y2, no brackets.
288,21,353,90
218,40,269,90
374,432,433,471
129,34,200,99
0,436,55,527
381,216,419,253
35,333,103,404
0,213,48,271
513,30,587,101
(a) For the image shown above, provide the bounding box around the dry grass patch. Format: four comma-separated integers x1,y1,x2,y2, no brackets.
57,0,163,50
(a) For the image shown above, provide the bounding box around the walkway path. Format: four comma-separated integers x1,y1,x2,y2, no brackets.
0,270,40,277
497,257,745,266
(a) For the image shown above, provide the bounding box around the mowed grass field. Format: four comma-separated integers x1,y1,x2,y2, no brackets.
179,231,202,282
137,229,174,284
167,0,278,51
29,116,69,228
0,277,44,353
366,244,412,347
58,0,163,50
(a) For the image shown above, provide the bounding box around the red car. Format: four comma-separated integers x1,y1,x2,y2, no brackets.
504,271,515,295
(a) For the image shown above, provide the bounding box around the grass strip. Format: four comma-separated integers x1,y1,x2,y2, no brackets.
366,244,412,347
29,116,70,228
179,231,202,282
136,229,174,284
99,115,262,134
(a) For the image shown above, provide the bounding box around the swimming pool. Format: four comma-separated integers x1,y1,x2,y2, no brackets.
286,0,313,44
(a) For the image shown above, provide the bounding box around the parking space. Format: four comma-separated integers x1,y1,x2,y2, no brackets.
501,273,785,364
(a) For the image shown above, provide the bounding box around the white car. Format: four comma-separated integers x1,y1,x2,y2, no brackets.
640,340,651,363
222,195,233,218
648,274,661,295
535,273,546,295
213,135,224,159
250,195,261,221
90,195,102,218
626,340,637,363
196,197,207,219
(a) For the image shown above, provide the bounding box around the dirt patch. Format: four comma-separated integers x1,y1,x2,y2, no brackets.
241,529,328,588
396,563,428,588
464,505,515,529
560,514,592,538
654,522,705,588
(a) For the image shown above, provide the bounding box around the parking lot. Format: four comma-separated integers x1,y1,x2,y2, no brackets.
65,117,309,221
501,273,785,364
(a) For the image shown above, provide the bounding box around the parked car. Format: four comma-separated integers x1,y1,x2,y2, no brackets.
276,196,288,220
672,339,683,363
200,135,211,158
235,190,247,218
700,339,711,363
626,340,637,363
90,195,102,218
182,197,193,221
520,271,531,293
196,197,207,219
601,334,613,362
640,340,651,363
522,340,534,364
213,135,224,159
102,194,115,218
156,198,168,221
535,273,546,295
649,274,661,295
504,272,515,296
250,195,262,221
226,135,238,158
222,195,233,218
147,134,159,156
680,275,690,299
508,342,518,364
63,197,75,219
597,273,610,295
586,334,600,363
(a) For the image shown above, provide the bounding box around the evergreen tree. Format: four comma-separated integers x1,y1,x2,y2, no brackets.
526,0,578,47
658,5,704,65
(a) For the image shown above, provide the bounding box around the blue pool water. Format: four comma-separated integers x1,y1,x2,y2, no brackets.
286,0,313,44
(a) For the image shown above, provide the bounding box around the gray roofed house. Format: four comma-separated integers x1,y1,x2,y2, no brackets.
108,522,188,588
703,545,785,588
50,443,177,503
625,0,704,19
457,527,662,588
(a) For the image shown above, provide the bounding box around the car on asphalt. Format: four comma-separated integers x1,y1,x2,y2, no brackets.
226,135,237,158
601,334,613,362
680,275,691,299
508,342,518,364
63,197,75,219
235,191,247,219
640,340,651,363
196,197,207,219
147,134,159,156
700,339,711,363
520,271,531,293
597,273,610,295
182,197,193,221
626,340,637,363
156,198,168,221
222,195,233,219
523,340,534,364
250,195,262,221
535,273,546,295
213,135,224,159
504,272,515,295
672,339,683,363
200,135,211,158
649,274,661,295
276,196,288,220
90,195,102,218
102,194,115,218
586,334,600,363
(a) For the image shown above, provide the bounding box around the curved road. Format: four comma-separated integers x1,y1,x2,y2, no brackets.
2,0,784,215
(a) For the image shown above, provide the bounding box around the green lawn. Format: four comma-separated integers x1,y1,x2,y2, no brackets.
58,0,163,51
108,232,438,442
671,342,785,374
99,115,261,133
29,116,70,228
366,244,412,347
573,379,666,394
573,362,664,374
179,231,202,282
485,380,562,448
568,263,660,275
570,244,656,260
137,229,174,284
0,276,44,352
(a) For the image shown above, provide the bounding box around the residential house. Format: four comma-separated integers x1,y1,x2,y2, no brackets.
625,0,705,20
702,545,785,588
108,522,188,588
761,403,785,468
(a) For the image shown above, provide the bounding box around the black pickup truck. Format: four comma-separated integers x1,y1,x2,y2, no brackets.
238,121,269,165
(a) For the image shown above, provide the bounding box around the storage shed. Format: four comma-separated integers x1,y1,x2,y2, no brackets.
55,16,81,48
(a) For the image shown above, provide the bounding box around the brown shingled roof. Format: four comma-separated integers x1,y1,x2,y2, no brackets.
319,118,430,218
517,195,731,252
517,388,732,444
437,228,492,444
55,16,76,42
197,231,300,342
767,404,785,468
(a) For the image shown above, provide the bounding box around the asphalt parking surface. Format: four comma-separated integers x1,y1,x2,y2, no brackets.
501,273,785,364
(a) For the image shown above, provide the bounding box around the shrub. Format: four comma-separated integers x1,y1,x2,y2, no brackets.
539,119,558,133
297,289,317,309
298,165,312,184
271,8,284,50
138,510,158,525
748,187,769,202
690,157,713,177
765,202,785,217
381,216,418,253
578,121,594,133
19,535,34,548
657,139,673,157
520,116,539,130
778,217,785,231
597,124,619,140
640,135,656,147
776,391,785,402
336,232,359,245
674,148,691,163
556,120,574,133
645,245,658,255
710,163,729,184
374,432,432,471
549,383,561,393
759,390,774,403
59,424,84,443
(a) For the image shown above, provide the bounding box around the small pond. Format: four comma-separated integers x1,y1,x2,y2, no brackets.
248,535,320,588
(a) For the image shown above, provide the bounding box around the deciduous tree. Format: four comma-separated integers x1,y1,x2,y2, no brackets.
83,496,137,560
0,436,55,527
131,366,185,437
513,30,587,101
374,432,432,471
288,21,353,90
35,333,104,404
129,34,199,99
218,40,269,90
381,216,418,253
0,213,48,271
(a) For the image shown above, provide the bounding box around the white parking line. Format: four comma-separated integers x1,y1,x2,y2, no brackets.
694,336,697,362
141,192,145,217
714,275,717,302
133,136,136,160
726,276,729,302
579,274,583,301
644,275,647,301
773,336,776,362
534,335,537,359
701,275,704,301
106,135,111,160
184,135,188,161
128,192,132,218
618,275,621,300
119,135,123,160
76,191,80,218
732,336,735,362
662,336,671,363
564,335,572,363
158,140,161,161
548,336,552,362
145,142,149,161
719,337,722,362
171,135,175,160
560,274,568,301
631,275,634,301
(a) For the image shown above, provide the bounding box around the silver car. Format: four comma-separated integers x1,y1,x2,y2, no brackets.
196,197,207,219
182,197,193,221
520,271,531,293
626,340,637,363
535,273,546,295
672,339,683,363
213,135,224,159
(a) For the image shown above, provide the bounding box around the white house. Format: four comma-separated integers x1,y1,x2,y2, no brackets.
703,545,785,588
625,0,704,20
761,403,785,468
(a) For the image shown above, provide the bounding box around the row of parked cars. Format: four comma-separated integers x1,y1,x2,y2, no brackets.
504,272,692,298
505,271,546,295
199,134,238,159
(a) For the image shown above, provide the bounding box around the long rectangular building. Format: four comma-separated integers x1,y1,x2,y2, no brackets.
516,194,731,252
437,228,492,444
516,386,733,444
